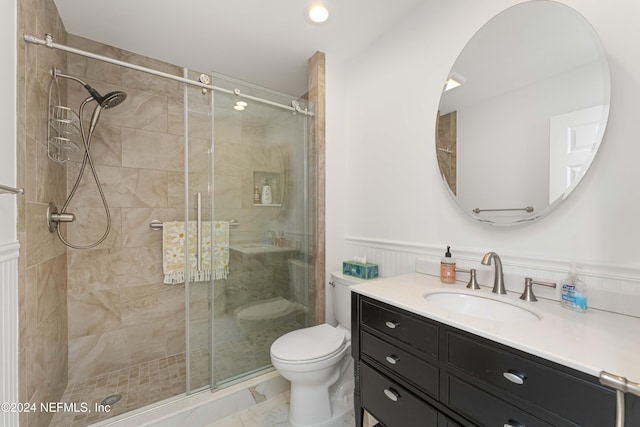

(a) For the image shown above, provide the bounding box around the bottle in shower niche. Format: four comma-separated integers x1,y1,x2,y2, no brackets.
253,185,261,204
440,246,456,284
261,179,273,205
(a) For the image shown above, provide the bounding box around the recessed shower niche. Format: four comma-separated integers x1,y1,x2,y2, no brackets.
254,171,282,206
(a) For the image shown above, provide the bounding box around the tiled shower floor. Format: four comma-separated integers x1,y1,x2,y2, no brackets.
49,320,300,427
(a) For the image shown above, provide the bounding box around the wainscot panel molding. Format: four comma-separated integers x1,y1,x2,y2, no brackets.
0,241,20,427
344,236,640,318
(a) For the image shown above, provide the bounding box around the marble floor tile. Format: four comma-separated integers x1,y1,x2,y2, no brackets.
205,392,356,427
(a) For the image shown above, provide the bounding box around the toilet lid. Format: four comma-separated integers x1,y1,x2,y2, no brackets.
271,324,346,363
237,297,294,321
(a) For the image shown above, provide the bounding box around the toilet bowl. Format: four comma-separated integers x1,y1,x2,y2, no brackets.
270,272,367,427
271,324,352,427
235,297,299,334
235,259,309,335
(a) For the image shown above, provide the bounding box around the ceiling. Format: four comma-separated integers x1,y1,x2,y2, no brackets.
53,0,426,96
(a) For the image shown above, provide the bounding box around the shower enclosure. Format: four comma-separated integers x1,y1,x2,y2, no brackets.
185,72,317,393
25,34,317,426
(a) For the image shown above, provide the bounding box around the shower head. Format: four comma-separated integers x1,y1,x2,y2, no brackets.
52,68,127,109
86,91,127,135
99,91,127,109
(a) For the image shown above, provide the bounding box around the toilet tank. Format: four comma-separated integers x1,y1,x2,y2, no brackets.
331,272,365,329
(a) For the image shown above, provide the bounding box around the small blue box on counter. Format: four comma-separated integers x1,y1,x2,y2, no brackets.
342,261,379,279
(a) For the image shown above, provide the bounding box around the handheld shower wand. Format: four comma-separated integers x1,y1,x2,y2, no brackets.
48,68,127,249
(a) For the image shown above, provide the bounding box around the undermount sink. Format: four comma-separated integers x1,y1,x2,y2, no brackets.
424,291,541,322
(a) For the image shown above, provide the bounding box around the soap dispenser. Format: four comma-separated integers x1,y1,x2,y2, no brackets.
440,246,456,284
561,264,588,312
261,179,272,205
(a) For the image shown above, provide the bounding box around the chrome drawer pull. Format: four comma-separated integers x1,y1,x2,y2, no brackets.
385,320,399,329
385,355,399,365
503,369,527,385
383,387,400,402
504,420,525,427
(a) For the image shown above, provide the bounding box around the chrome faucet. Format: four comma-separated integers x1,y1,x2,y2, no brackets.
481,252,506,294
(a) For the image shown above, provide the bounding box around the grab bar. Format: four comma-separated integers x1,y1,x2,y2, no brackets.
149,219,239,230
473,206,534,214
599,371,640,427
0,184,24,195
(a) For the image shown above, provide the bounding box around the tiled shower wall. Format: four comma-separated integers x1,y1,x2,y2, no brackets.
61,34,202,383
17,0,69,426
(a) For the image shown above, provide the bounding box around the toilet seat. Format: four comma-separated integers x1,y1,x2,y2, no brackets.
271,324,346,364
236,297,295,322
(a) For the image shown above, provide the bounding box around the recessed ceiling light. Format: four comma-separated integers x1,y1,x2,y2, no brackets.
308,3,329,23
234,105,245,111
236,101,248,107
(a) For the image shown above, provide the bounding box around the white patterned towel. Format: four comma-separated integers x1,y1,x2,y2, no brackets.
162,220,230,284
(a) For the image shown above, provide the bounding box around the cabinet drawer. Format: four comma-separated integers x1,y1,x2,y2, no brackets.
447,331,615,426
361,299,438,358
361,363,439,427
362,331,439,398
446,374,553,427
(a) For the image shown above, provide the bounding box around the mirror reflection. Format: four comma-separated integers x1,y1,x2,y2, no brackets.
436,0,610,225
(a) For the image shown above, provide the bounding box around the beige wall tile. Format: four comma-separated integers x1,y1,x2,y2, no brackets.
68,322,167,383
65,207,122,249
67,248,122,293
120,283,184,326
36,254,66,324
67,288,121,339
121,207,183,248
25,202,66,268
121,128,184,171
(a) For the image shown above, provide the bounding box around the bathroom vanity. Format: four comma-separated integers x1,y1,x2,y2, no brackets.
350,273,640,426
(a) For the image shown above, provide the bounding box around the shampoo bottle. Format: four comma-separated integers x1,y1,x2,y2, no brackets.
440,246,456,284
261,179,273,205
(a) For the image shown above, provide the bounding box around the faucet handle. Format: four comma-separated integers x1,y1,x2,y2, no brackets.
455,268,481,290
519,277,557,302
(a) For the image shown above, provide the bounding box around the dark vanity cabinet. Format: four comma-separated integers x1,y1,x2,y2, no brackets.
352,293,640,427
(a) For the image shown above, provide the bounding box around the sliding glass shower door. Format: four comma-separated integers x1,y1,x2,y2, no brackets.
185,72,316,393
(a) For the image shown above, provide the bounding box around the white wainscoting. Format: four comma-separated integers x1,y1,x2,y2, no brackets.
0,241,19,427
345,237,640,318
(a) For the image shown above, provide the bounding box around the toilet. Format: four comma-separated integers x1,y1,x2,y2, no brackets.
270,272,364,427
235,259,308,335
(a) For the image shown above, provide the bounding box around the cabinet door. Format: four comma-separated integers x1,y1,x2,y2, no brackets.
361,363,439,426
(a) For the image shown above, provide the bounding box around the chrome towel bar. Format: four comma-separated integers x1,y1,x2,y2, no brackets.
473,206,534,214
149,219,239,230
0,184,24,195
599,371,640,427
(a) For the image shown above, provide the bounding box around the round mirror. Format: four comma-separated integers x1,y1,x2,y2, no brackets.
436,1,610,226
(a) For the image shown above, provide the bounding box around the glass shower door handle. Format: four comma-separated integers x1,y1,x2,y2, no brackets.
196,192,202,271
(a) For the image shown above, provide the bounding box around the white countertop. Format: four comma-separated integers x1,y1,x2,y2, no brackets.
351,272,640,383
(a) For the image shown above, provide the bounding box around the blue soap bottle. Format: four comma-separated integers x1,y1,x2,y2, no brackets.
561,264,587,312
